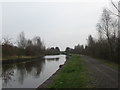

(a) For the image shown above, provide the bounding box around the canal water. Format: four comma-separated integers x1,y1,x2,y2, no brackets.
1,55,66,88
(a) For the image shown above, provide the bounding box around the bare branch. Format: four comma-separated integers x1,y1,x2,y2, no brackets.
111,0,120,13
108,9,120,17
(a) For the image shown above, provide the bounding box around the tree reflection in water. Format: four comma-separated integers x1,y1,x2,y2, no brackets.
1,55,66,88
46,57,59,62
2,58,45,87
2,64,15,87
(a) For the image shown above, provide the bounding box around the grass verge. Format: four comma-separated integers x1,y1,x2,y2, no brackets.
48,54,92,88
1,56,35,61
95,58,119,70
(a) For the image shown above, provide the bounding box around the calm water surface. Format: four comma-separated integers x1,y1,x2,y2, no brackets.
1,55,66,88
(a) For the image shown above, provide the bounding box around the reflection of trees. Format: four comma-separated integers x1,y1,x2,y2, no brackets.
46,57,59,61
26,59,45,78
16,63,27,85
15,59,45,84
2,58,45,87
2,64,15,87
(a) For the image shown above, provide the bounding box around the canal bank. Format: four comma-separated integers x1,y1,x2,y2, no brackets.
1,55,44,64
37,54,91,88
37,55,69,88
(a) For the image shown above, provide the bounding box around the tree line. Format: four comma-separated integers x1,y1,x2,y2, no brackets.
65,7,119,64
1,32,60,59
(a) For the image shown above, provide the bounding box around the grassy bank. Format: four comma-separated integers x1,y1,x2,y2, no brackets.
48,54,92,88
1,56,38,61
95,58,119,70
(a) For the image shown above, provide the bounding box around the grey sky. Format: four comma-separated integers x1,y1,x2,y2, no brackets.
1,0,115,51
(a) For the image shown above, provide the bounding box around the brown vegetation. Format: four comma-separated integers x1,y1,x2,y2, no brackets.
1,32,60,60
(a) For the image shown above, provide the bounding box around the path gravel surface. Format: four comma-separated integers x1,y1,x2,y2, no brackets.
81,55,119,88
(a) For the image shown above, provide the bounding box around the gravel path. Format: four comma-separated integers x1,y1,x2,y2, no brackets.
81,55,119,88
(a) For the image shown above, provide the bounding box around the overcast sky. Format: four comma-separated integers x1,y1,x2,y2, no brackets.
0,0,117,51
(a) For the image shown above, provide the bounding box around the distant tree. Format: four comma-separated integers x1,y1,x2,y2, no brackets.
45,47,61,55
65,47,71,54
55,47,60,54
73,44,84,54
25,40,34,56
87,35,95,47
32,36,45,56
97,9,115,60
2,36,12,45
2,32,46,58
87,35,96,56
26,39,33,47
2,39,17,57
2,37,17,57
17,32,27,49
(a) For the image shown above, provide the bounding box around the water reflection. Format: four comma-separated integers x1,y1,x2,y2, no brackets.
2,64,15,87
46,58,59,61
45,55,60,61
1,55,66,88
2,58,45,88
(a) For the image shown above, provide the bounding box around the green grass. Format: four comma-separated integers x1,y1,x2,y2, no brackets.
48,54,92,88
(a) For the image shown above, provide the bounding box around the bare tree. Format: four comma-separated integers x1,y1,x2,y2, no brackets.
2,36,12,45
109,0,120,17
97,8,118,60
26,39,33,47
17,32,27,49
97,9,113,41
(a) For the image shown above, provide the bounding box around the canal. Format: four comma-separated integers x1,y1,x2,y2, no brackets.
1,55,66,88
